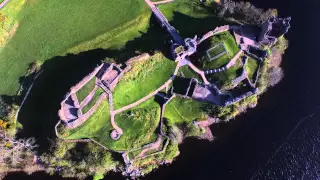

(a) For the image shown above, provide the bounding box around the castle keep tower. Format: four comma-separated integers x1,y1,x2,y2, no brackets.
259,16,291,46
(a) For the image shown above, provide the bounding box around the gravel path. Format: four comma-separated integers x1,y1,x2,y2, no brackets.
113,61,180,115
186,61,210,84
137,136,163,158
0,0,10,9
153,0,174,5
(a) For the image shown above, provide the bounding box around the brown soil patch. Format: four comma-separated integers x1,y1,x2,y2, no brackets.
0,23,19,47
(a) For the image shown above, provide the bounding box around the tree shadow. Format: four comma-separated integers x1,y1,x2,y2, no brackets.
169,11,235,38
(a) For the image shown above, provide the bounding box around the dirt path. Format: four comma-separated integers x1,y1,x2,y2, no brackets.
226,50,243,68
205,50,243,75
186,61,210,84
137,136,163,158
0,0,10,9
113,61,180,115
153,0,174,5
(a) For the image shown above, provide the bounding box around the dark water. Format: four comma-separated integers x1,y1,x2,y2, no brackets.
5,0,320,180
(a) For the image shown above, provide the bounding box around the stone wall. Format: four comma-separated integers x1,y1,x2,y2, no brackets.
70,64,104,93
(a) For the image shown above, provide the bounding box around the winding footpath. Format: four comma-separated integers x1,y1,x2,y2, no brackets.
113,60,181,115
0,0,10,9
186,61,210,84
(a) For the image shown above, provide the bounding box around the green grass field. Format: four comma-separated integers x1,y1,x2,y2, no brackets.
111,99,160,150
199,32,240,69
76,77,97,103
179,66,202,81
207,44,226,59
65,100,111,140
64,97,160,151
113,53,176,109
165,96,208,126
81,88,104,114
0,0,148,95
207,60,243,88
245,57,259,82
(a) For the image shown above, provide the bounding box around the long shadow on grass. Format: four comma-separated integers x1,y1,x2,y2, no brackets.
16,11,234,154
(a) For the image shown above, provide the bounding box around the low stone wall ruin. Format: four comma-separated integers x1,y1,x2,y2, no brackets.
67,93,107,129
70,64,103,94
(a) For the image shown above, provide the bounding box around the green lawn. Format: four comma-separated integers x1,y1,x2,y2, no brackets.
65,100,111,140
0,0,148,95
179,66,201,81
76,77,96,103
207,44,226,59
245,57,259,82
63,97,161,152
207,60,243,88
199,32,240,69
81,88,104,114
110,99,160,150
164,96,208,126
113,53,176,109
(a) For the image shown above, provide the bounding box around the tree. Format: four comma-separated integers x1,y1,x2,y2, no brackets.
0,132,38,166
267,67,284,87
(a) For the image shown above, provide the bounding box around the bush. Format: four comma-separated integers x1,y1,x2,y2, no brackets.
0,97,10,120
214,1,277,24
267,67,284,87
163,141,179,161
168,126,183,144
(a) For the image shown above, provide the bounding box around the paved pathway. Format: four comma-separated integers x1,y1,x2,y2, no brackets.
145,0,184,45
186,61,210,84
205,50,243,75
153,0,174,5
0,0,10,9
114,61,180,115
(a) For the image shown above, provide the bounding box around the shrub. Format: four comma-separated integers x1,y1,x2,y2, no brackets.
0,97,9,120
214,1,277,24
163,141,179,161
168,126,183,144
267,67,284,87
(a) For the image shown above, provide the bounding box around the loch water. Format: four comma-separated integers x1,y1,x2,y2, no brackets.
4,0,320,180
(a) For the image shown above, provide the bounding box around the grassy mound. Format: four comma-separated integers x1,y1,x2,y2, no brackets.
76,77,96,103
65,100,111,140
245,57,259,82
196,31,240,69
164,96,208,126
62,97,161,152
178,66,202,81
113,53,176,109
81,88,104,114
110,98,160,151
207,60,243,88
0,0,147,95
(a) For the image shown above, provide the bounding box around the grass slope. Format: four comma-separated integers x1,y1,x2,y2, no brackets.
64,97,160,152
65,100,111,139
200,32,240,69
165,96,208,126
110,99,160,150
0,0,147,95
81,88,104,114
76,77,96,103
245,57,259,82
113,53,176,109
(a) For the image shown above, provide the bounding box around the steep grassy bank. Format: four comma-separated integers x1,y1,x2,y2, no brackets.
0,0,147,95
